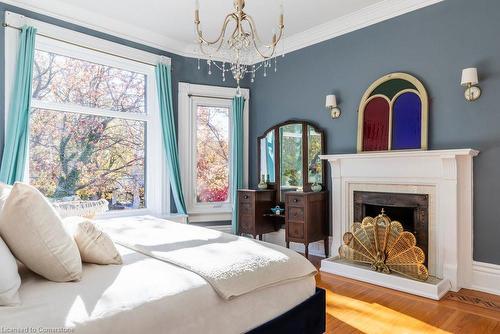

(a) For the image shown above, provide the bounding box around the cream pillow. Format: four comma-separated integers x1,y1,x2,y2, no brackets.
0,236,21,306
0,182,12,211
63,217,122,265
0,183,82,282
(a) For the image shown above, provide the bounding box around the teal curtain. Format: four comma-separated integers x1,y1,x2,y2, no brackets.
231,96,245,234
0,26,37,185
155,63,187,215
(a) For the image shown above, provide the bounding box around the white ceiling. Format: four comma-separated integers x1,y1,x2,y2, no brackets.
62,0,383,44
5,0,443,58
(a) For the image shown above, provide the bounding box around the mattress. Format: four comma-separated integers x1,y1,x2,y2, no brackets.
0,242,315,333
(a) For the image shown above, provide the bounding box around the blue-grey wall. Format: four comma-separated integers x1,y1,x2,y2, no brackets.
249,0,500,264
0,2,247,213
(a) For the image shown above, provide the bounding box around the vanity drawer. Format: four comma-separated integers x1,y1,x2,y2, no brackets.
239,202,253,214
287,195,304,207
287,207,304,222
238,192,254,203
239,214,253,232
288,222,304,239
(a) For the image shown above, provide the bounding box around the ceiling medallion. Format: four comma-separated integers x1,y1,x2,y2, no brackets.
194,0,285,95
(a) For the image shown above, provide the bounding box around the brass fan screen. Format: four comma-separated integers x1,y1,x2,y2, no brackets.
339,210,429,281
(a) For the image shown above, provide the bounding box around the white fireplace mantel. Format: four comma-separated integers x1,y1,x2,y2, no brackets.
319,149,479,299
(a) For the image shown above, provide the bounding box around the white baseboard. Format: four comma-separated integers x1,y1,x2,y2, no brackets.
470,261,500,296
262,229,331,257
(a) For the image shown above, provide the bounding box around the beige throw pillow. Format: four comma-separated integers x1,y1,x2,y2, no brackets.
63,217,122,265
0,236,21,306
0,183,82,282
0,183,12,211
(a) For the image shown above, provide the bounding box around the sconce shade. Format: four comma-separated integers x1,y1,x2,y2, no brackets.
461,68,479,86
326,94,337,108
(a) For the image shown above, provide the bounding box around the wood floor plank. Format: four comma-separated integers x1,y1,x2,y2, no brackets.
307,255,500,334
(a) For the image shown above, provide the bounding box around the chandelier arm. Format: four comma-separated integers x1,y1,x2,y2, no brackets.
198,36,226,57
243,15,285,52
229,19,241,45
250,32,278,59
245,15,284,48
245,21,279,59
195,13,236,46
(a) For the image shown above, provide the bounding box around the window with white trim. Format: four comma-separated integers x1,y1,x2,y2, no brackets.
4,14,168,216
178,83,249,222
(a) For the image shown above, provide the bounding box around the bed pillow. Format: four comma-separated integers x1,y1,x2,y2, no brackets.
63,217,122,265
0,236,21,306
0,183,12,211
0,182,82,282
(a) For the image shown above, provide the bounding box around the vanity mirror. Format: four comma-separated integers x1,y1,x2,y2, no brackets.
257,120,326,202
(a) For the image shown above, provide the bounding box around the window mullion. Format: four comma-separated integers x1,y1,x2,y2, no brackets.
31,100,150,122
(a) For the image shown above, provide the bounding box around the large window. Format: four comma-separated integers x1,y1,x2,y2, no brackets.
3,22,168,215
30,50,147,210
178,83,249,222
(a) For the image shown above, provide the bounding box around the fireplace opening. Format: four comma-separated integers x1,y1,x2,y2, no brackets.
353,191,429,267
364,205,414,233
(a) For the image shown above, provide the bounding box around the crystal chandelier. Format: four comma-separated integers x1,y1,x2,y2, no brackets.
194,0,285,95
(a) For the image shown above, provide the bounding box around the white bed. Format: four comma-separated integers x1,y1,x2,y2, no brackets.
0,217,316,334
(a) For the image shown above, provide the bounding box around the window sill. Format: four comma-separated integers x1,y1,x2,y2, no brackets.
196,224,233,234
95,210,188,223
187,211,232,223
95,208,152,219
160,213,189,224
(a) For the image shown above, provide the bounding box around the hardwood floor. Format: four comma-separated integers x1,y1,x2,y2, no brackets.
308,256,500,334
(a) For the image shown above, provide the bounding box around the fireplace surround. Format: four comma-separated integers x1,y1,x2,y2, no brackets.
320,149,478,300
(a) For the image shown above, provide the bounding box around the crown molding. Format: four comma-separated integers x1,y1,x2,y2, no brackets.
240,0,446,65
2,0,445,62
280,0,445,57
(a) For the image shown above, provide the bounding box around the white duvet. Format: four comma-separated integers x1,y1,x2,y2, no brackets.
0,216,317,334
100,216,317,299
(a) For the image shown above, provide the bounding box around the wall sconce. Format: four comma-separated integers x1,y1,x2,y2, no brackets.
461,68,481,102
326,94,341,119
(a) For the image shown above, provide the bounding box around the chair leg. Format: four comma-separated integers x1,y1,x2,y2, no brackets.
305,244,309,259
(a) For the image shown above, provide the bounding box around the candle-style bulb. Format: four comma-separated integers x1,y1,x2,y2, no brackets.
195,0,200,10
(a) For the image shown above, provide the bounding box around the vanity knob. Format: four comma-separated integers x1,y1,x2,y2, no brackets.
293,199,298,203
244,195,249,199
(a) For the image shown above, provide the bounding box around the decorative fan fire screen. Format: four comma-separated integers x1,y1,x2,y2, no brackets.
339,210,429,281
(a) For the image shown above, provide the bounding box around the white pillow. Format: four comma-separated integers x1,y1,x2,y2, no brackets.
63,217,122,265
0,182,12,211
0,183,82,282
0,236,21,306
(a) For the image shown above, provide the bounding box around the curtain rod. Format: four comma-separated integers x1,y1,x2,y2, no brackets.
1,22,168,68
188,93,246,101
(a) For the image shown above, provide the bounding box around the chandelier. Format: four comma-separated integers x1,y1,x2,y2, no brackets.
194,0,285,95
